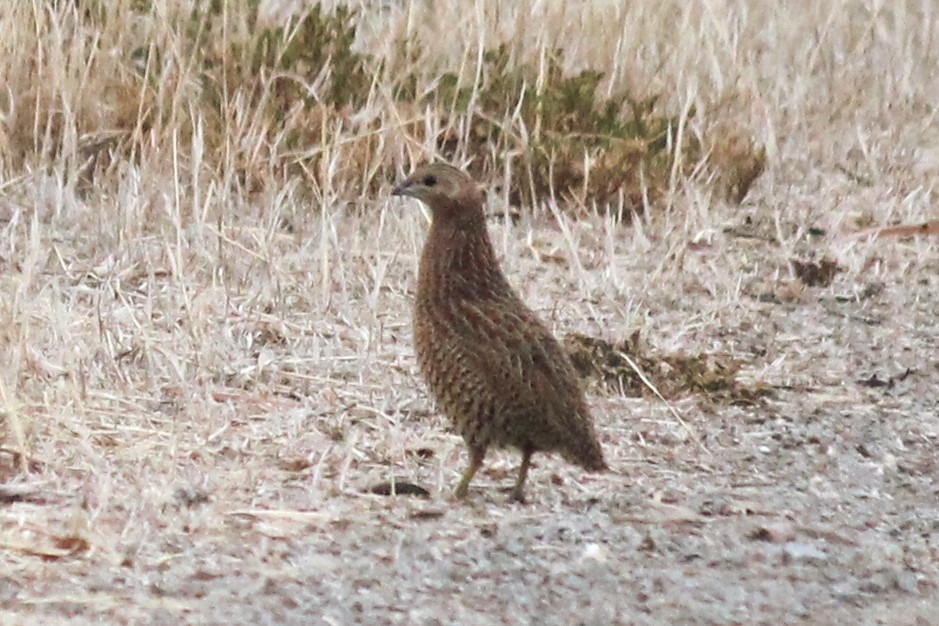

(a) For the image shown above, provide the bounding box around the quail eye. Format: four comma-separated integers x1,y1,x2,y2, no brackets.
423,175,437,187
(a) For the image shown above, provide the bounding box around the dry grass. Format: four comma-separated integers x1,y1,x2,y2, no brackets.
1,1,937,624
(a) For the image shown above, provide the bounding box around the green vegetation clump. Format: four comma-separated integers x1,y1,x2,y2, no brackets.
170,3,377,184
149,2,373,110
426,44,701,213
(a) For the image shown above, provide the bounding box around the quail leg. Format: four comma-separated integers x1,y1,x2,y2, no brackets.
454,446,486,499
511,448,534,503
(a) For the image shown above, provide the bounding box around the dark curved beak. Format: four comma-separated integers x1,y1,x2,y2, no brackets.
391,180,413,197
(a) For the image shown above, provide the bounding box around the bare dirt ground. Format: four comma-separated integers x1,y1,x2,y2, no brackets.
1,1,938,625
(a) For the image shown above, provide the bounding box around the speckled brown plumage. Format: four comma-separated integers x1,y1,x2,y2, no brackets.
392,163,607,502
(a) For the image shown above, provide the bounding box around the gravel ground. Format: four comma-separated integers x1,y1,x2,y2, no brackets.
2,190,936,624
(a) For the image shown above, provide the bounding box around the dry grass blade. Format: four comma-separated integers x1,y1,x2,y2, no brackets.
613,348,711,457
850,220,939,240
224,509,330,523
0,540,80,560
0,377,28,473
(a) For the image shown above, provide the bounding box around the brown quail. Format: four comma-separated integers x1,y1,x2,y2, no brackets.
392,163,607,502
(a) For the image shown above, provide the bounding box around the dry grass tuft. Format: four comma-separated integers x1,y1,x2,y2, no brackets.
565,331,774,406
